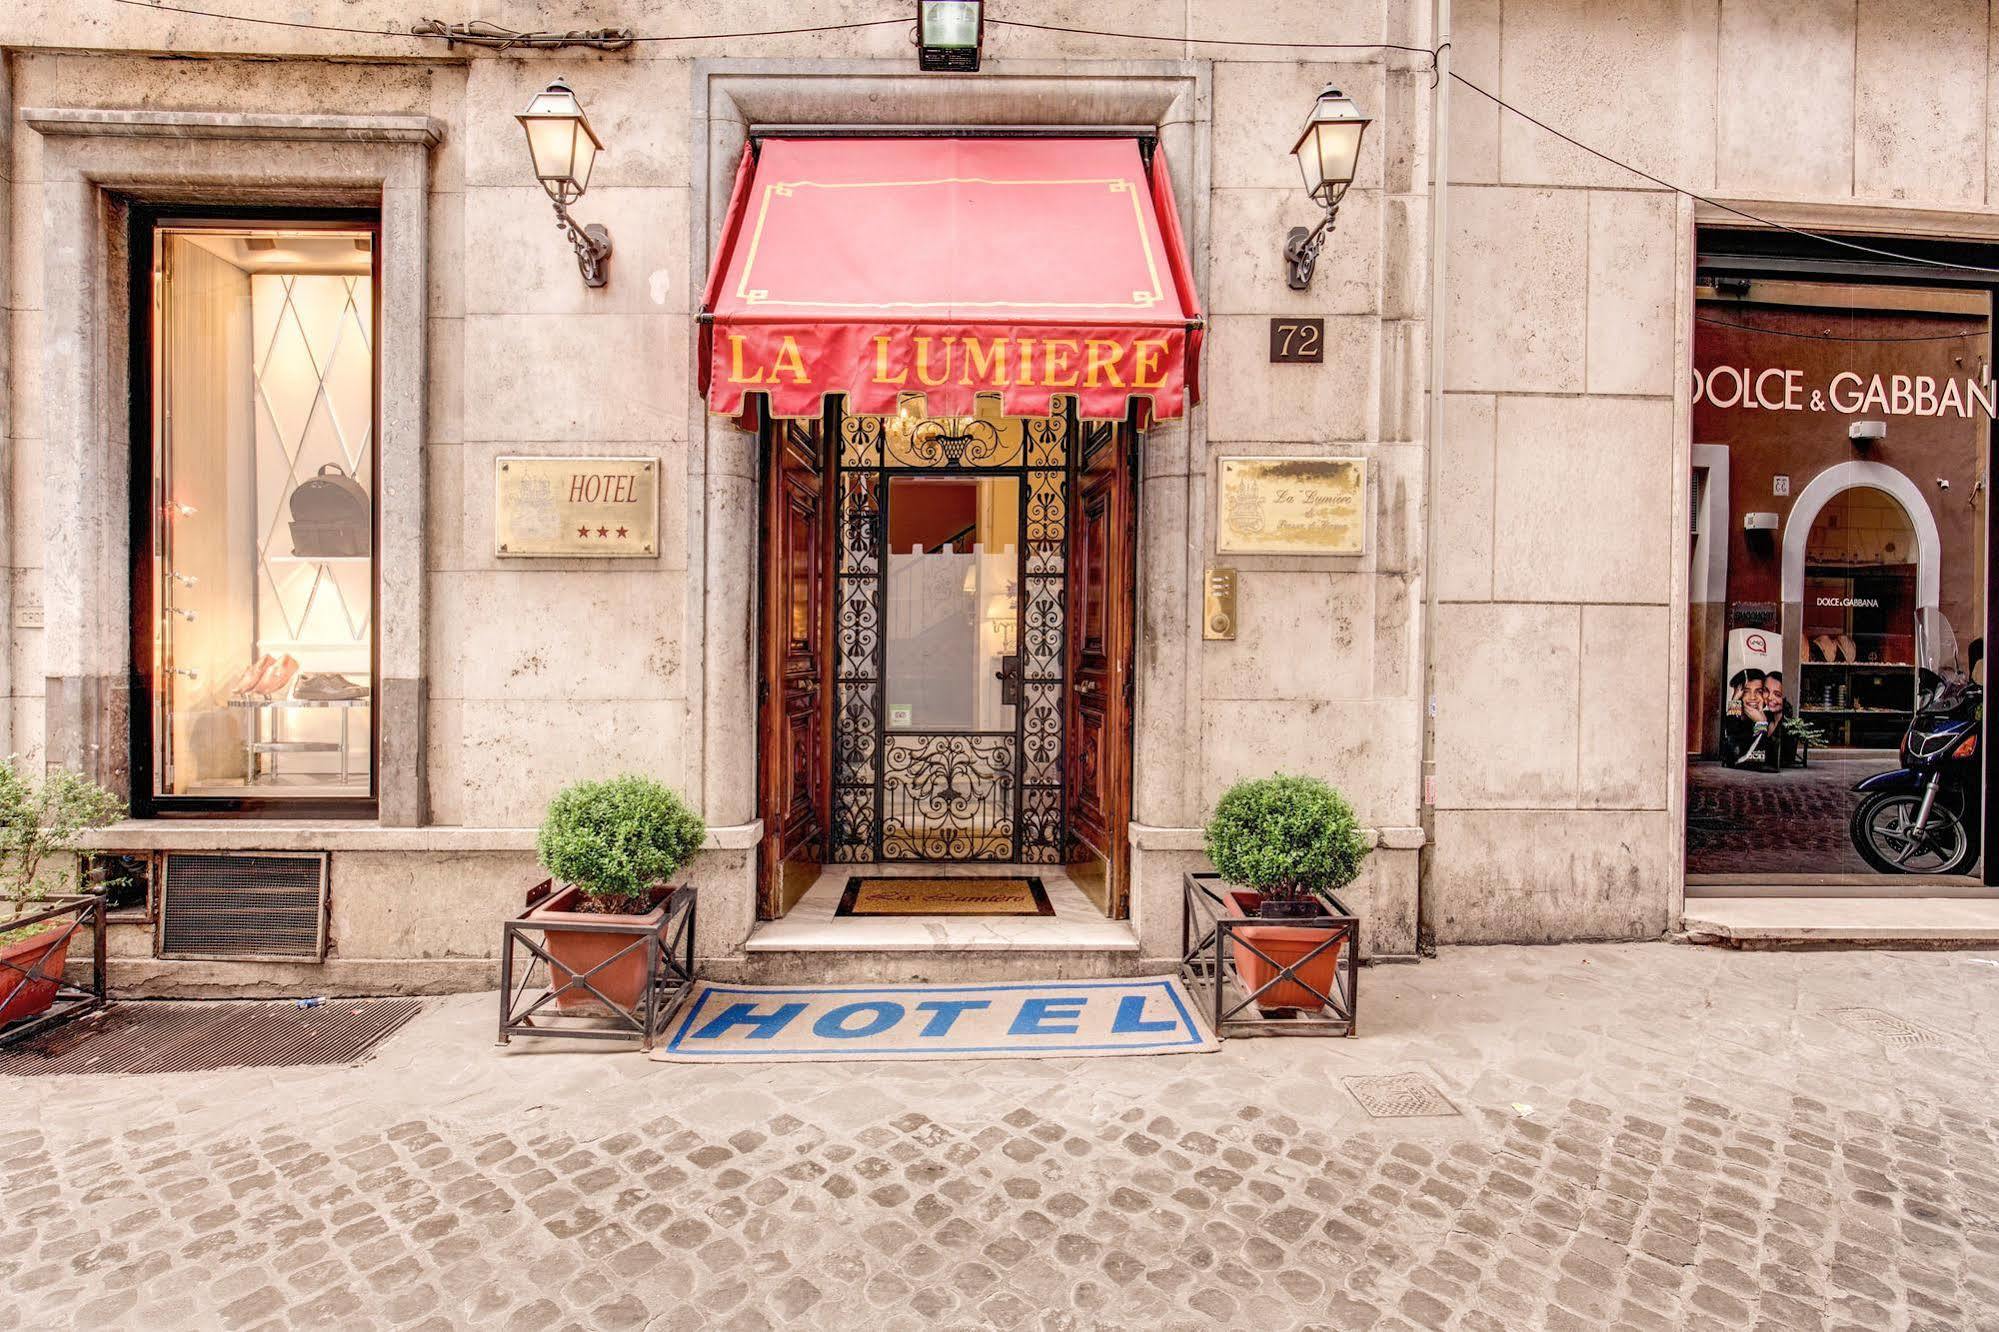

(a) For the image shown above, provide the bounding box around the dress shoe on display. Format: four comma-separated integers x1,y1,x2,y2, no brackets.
252,654,301,698
292,673,370,702
227,654,276,697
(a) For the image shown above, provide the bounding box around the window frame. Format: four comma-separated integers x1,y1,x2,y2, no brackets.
128,204,384,818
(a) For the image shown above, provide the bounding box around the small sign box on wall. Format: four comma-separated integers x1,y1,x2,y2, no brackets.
495,457,659,557
1216,456,1366,557
1268,317,1324,364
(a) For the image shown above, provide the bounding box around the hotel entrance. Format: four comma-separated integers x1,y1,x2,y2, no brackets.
700,131,1200,941
754,396,1139,928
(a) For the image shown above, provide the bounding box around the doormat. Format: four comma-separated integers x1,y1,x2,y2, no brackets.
0,999,421,1076
652,978,1217,1063
836,876,1055,917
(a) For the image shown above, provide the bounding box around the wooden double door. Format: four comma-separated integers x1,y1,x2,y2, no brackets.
756,401,1136,918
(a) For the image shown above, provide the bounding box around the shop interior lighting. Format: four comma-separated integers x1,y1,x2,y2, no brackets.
1285,87,1371,291
517,79,614,288
916,1,983,71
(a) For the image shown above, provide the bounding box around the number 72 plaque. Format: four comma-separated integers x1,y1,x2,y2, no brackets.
1268,317,1325,364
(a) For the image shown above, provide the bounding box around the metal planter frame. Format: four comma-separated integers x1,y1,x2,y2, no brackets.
1181,872,1358,1038
498,881,698,1052
0,894,108,1049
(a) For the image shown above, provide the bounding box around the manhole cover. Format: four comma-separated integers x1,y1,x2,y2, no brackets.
1826,1007,1949,1048
0,999,421,1075
1343,1073,1460,1118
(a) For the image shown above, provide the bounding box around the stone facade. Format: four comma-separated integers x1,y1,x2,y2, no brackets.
0,2,1991,990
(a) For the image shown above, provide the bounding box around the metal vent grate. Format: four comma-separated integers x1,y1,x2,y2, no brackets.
1343,1073,1462,1119
0,1000,419,1075
159,852,328,961
1827,1007,1950,1049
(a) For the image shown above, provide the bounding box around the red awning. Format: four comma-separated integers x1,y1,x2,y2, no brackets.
700,136,1202,424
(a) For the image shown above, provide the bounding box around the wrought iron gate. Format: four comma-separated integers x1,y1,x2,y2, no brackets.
830,397,1070,863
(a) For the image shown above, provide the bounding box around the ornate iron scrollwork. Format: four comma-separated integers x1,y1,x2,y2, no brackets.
886,416,1025,469
881,734,1019,861
828,401,1076,865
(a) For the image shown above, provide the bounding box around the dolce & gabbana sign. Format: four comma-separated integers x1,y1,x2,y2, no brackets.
1693,364,1998,419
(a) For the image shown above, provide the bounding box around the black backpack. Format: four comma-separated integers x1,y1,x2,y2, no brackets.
288,464,370,558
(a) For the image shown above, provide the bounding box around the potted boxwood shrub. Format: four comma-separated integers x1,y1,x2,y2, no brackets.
531,775,706,1015
1204,774,1369,1013
0,759,124,1029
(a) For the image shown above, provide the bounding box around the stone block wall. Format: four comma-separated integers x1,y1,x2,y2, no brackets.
12,0,1984,968
1431,0,1999,942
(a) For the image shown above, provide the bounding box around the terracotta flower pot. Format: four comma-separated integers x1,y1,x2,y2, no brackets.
529,883,675,1015
1223,889,1344,1013
0,923,73,1030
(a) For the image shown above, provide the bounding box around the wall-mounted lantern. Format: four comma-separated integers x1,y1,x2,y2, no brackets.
1284,86,1371,291
517,79,613,288
916,0,983,71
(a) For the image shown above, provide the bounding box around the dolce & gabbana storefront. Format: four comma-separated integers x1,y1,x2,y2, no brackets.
1686,234,1998,892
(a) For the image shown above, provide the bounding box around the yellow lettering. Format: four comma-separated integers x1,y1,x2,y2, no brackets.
1132,339,1169,390
913,336,957,388
1042,339,1080,389
1016,339,1037,386
959,338,1010,387
1083,340,1126,389
727,333,774,385
771,336,809,385
871,335,908,386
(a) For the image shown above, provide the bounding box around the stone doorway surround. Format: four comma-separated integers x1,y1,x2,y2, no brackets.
22,107,437,824
684,59,1211,963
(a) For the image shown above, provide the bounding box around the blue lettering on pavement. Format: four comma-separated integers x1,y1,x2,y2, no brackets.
913,998,991,1037
689,1001,806,1042
1112,993,1178,1033
812,1001,906,1039
1009,996,1087,1036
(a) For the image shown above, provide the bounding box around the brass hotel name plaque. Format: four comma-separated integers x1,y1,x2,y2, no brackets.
1216,456,1366,556
495,456,659,557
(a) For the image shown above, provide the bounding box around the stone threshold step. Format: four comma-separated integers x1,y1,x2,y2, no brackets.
745,919,1141,953
1684,896,1999,945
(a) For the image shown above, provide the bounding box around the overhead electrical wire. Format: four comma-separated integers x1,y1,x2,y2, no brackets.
1447,72,1999,280
93,0,1999,282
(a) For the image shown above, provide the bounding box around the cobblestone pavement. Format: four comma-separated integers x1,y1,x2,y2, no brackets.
1686,757,1898,876
5,944,1999,1330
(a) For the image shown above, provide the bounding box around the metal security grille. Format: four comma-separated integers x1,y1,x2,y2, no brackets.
0,999,418,1075
829,403,1070,864
158,852,329,961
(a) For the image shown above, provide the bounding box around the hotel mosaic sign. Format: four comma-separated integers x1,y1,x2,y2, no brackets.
1216,456,1366,557
495,456,658,557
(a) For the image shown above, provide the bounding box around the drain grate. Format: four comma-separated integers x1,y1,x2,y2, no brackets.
1827,1007,1950,1049
1343,1073,1461,1118
0,999,421,1075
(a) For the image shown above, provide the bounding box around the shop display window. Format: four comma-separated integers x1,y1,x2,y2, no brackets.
144,223,377,805
1685,266,1988,879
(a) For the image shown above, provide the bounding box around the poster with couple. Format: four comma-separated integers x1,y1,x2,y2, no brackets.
1722,628,1805,770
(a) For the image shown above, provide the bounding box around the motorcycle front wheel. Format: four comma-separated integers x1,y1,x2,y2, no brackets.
1850,792,1977,876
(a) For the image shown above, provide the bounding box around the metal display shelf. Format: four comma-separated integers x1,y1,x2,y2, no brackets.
230,695,370,785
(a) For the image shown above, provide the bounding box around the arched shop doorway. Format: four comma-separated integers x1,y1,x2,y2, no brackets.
1684,251,1990,885
1784,471,1939,749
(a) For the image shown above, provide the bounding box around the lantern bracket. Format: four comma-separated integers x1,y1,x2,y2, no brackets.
551,199,613,288
1283,205,1339,292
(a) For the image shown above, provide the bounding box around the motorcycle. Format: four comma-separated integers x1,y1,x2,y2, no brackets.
1849,619,1983,877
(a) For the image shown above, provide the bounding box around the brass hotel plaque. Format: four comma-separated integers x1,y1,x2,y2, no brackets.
495,456,659,558
1216,456,1366,556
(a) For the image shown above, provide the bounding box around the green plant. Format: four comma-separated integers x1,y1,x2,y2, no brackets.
1203,774,1370,905
536,775,706,912
0,758,125,944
